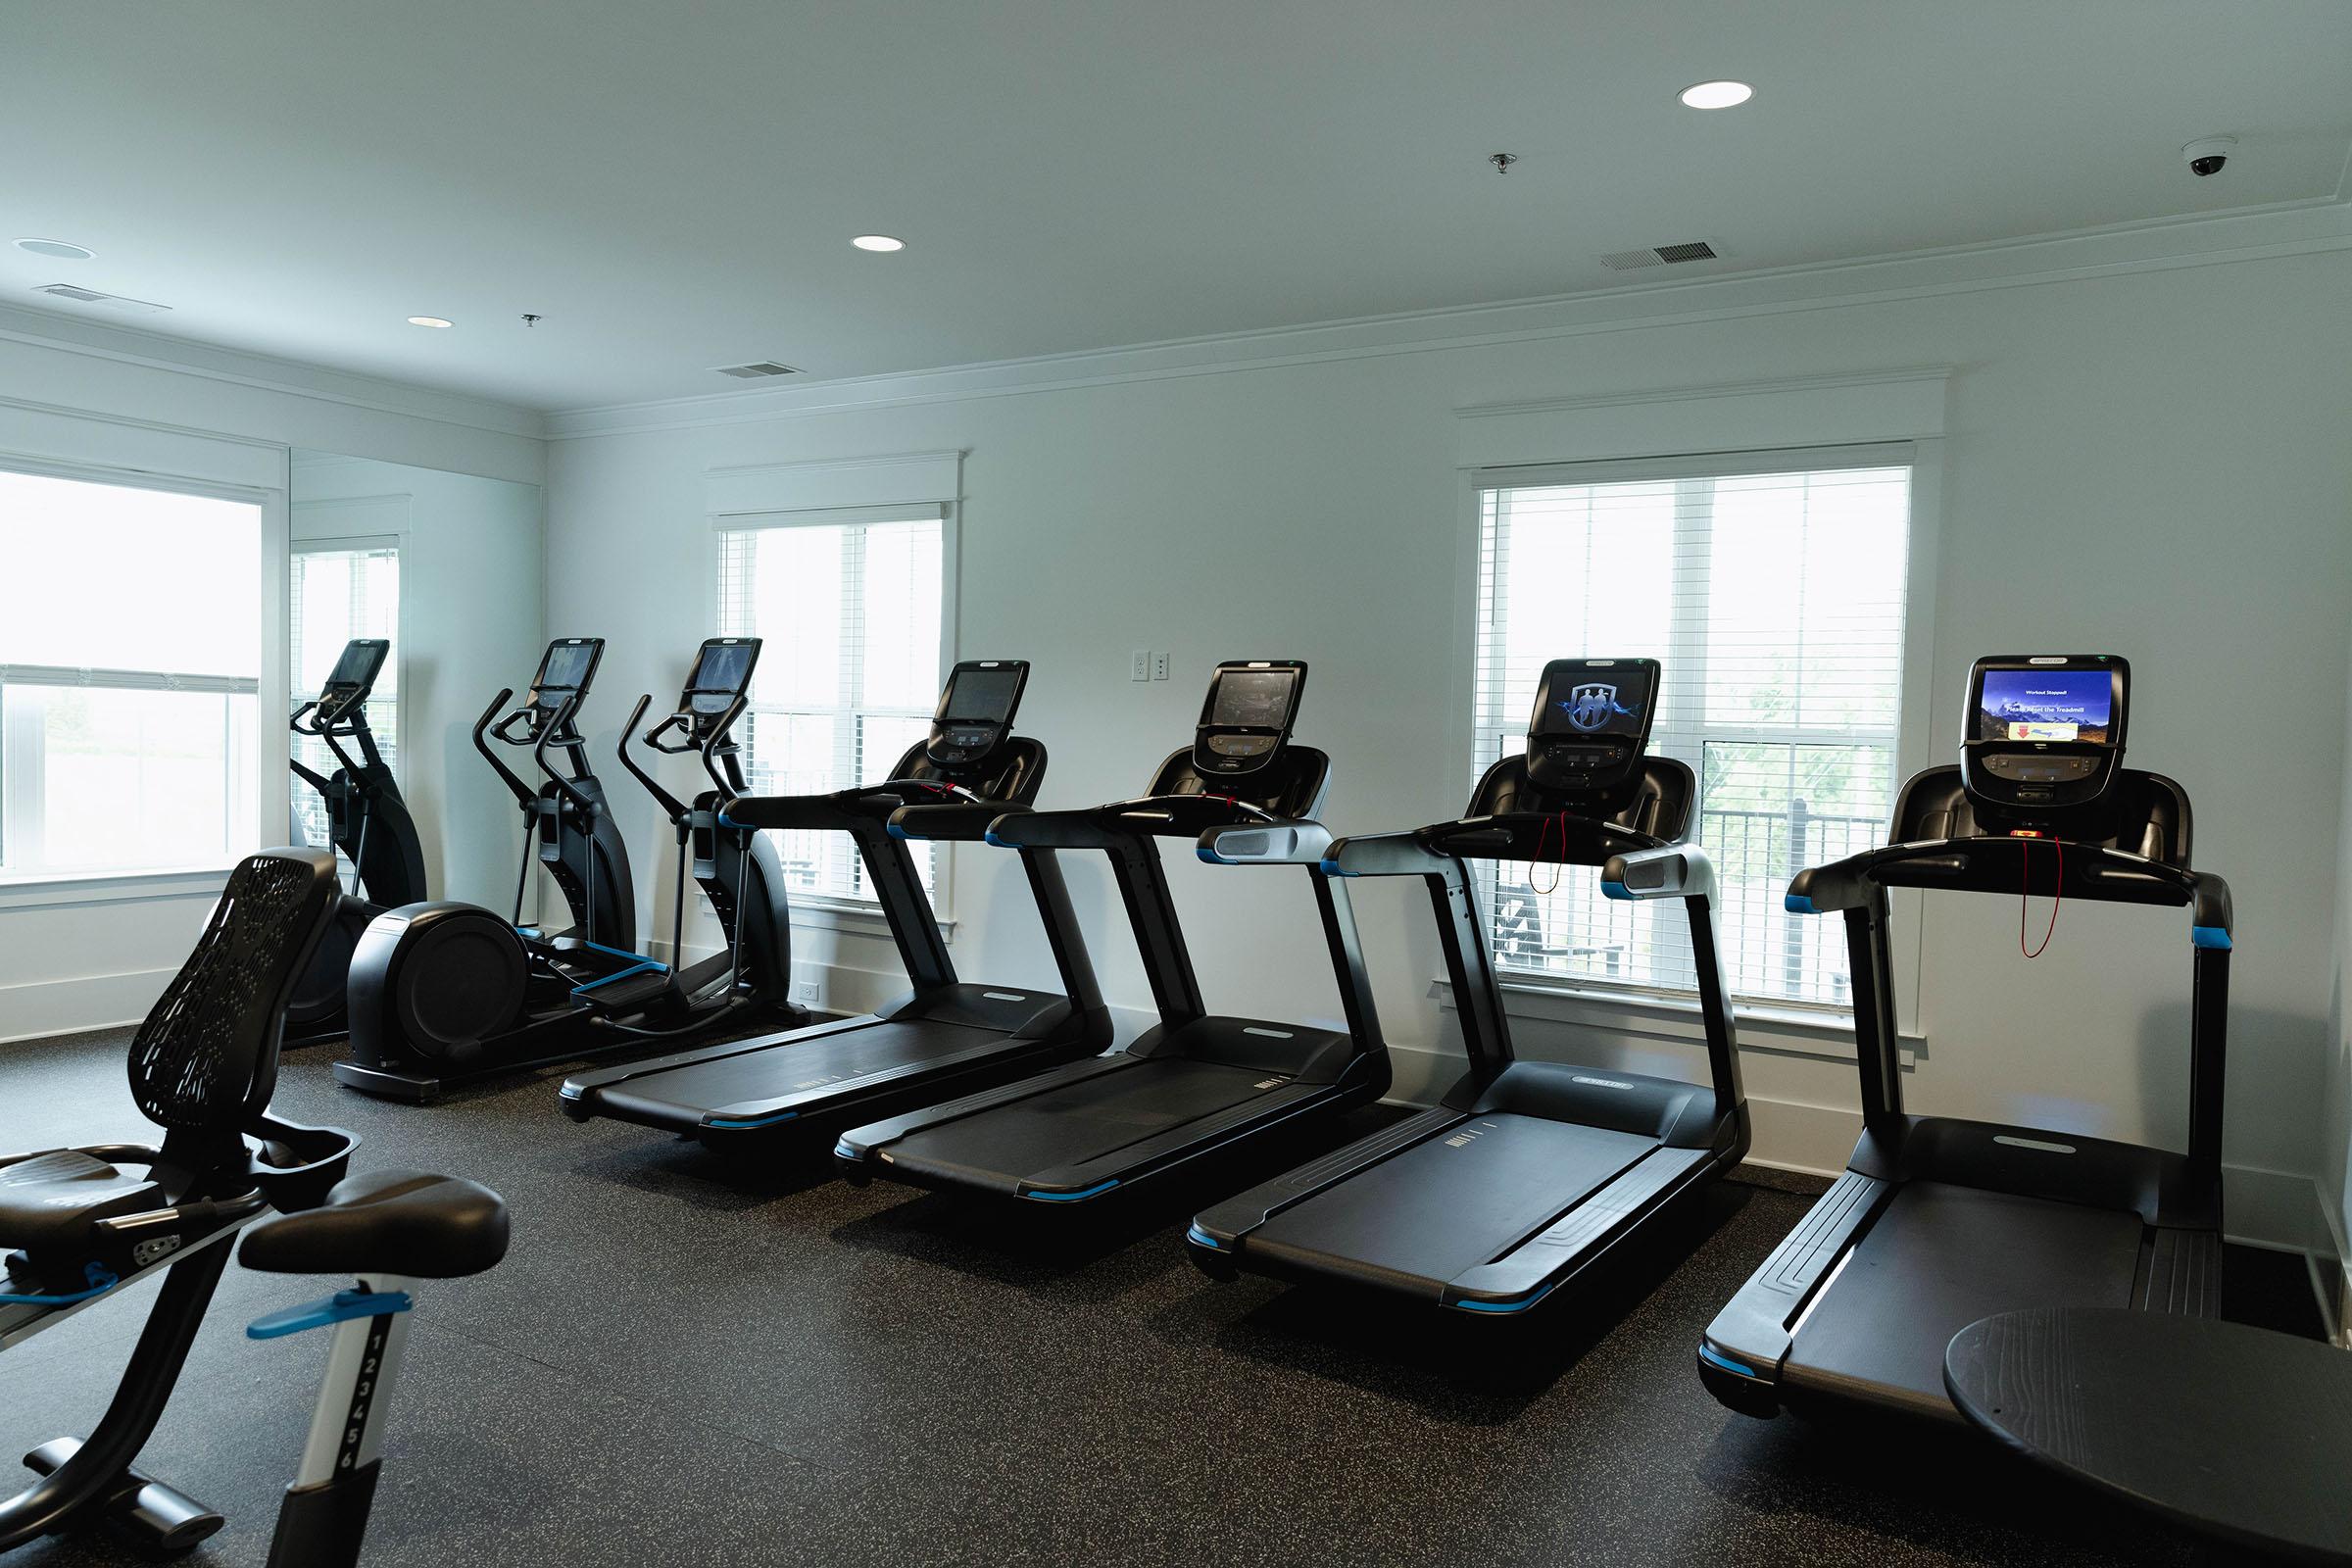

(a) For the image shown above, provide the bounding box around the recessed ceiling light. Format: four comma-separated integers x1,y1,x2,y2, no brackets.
1679,79,1754,110
407,316,453,328
851,234,906,253
15,238,94,261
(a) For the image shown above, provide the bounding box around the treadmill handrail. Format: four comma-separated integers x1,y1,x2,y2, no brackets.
888,799,1027,843
1788,836,2232,935
1600,844,1721,903
1195,818,1335,867
1321,828,1452,879
985,794,1274,852
719,778,983,833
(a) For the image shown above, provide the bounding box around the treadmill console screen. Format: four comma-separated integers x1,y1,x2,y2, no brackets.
1976,668,2114,743
1195,661,1306,776
1961,655,2129,819
684,637,760,716
1526,658,1659,793
928,661,1029,766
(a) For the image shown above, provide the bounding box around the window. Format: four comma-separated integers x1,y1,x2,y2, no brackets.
0,466,263,878
717,514,945,905
289,542,401,852
1471,447,1913,1010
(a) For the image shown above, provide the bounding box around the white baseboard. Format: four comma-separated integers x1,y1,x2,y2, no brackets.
0,966,177,1045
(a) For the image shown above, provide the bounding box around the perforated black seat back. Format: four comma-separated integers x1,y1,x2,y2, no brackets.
128,848,340,1133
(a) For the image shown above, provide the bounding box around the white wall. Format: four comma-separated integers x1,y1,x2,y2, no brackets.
2322,650,2352,1323
0,326,540,1042
548,240,2352,1249
292,454,546,910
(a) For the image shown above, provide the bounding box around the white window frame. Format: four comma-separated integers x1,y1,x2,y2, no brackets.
0,445,285,902
1449,372,1946,1056
704,452,963,938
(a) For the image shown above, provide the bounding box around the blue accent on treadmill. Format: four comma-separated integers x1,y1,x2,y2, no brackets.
887,820,911,840
0,1261,119,1307
704,1109,801,1130
1697,1343,1759,1378
1185,1224,1226,1250
1785,893,1816,914
1450,1282,1555,1314
717,811,748,830
1319,858,1350,877
514,926,542,939
247,1287,414,1341
1021,1178,1120,1202
1599,880,1630,901
2191,925,2232,950
833,1141,861,1161
984,829,1011,848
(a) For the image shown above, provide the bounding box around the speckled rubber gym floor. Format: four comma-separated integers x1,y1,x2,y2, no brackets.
0,1027,2318,1567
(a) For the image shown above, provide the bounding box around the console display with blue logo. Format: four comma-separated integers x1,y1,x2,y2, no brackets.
1526,657,1660,793
1194,661,1306,776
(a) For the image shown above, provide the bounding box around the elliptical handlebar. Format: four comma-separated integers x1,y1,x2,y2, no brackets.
469,688,546,813
615,693,689,824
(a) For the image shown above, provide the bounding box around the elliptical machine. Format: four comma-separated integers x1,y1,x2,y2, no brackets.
284,640,427,1043
337,637,637,1102
604,636,807,1041
339,638,807,1102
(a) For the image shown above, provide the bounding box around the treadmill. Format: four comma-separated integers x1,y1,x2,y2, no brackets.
559,660,1112,1150
1190,657,1749,1313
835,660,1390,1206
1698,654,2232,1423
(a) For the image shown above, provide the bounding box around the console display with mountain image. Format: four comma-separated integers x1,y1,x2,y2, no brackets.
1978,668,2115,744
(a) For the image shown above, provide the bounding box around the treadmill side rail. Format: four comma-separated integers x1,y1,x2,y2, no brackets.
1697,1169,1889,1412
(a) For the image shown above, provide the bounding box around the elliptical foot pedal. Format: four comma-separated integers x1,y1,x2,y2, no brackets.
24,1438,225,1552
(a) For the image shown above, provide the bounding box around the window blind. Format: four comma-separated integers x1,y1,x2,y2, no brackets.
717,514,945,905
1471,445,1913,1009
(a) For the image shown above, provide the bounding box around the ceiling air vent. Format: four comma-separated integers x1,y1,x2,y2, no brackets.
712,361,800,379
1598,240,1723,272
32,282,172,314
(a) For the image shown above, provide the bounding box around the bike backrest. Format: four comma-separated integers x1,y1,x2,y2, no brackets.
128,848,341,1134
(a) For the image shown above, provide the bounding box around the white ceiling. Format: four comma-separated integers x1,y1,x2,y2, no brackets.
7,0,2349,413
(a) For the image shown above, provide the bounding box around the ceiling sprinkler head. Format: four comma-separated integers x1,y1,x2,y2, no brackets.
1490,152,1518,174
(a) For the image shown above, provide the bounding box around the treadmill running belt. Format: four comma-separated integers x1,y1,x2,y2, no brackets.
1786,1181,2144,1420
592,1020,1012,1126
881,1058,1288,1184
1250,1115,1657,1289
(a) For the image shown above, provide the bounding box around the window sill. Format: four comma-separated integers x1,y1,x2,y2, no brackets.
787,896,955,943
1429,974,1922,1067
0,865,235,910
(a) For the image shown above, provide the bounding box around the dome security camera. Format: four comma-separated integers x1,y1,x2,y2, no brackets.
2183,136,2236,177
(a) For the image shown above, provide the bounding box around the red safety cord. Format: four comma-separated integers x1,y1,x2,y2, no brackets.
1530,809,1569,895
2018,834,2063,959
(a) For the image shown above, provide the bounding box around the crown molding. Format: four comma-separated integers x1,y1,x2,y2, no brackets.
547,197,2352,441
0,302,545,441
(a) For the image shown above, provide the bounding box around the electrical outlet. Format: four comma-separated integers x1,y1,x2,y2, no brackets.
1130,649,1152,682
1151,650,1170,681
790,980,820,1008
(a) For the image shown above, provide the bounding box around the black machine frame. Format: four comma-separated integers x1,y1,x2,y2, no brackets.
834,660,1393,1207
560,660,1113,1150
1698,654,2234,1423
1190,657,1748,1312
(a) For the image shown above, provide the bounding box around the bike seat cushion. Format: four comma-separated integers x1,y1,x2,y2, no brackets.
0,1150,166,1258
237,1169,510,1280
